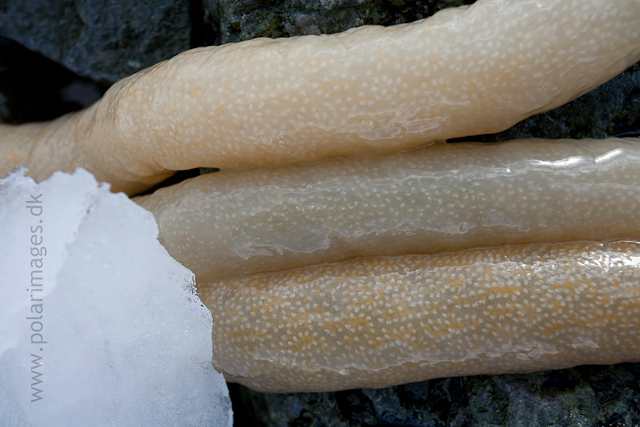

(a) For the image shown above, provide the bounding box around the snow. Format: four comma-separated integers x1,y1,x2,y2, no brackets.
0,169,233,427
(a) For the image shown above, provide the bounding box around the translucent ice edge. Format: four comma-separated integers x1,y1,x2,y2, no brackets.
0,168,232,427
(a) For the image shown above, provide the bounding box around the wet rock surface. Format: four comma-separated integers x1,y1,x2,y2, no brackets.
233,364,640,427
212,0,476,44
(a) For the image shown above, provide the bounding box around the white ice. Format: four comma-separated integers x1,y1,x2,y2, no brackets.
0,168,233,427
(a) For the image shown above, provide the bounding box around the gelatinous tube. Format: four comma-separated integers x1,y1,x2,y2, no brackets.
136,138,640,282
2,0,640,195
200,241,640,393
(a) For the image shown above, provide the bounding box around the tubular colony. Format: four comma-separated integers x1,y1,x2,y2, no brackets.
1,0,639,195
1,0,640,393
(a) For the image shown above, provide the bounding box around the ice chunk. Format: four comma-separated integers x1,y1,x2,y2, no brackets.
0,169,233,427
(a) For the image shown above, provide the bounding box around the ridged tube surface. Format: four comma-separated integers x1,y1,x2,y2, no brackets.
138,138,640,282
2,0,640,194
200,241,640,392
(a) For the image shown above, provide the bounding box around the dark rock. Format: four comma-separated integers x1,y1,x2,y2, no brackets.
191,0,222,48
237,364,640,426
0,0,191,84
213,0,477,44
0,92,8,123
0,36,107,124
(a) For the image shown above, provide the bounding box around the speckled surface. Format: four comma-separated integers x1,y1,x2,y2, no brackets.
2,0,639,195
1,0,640,424
202,241,640,393
139,138,640,282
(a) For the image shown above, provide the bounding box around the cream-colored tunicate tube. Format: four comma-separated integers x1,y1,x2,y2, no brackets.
200,241,640,392
2,0,640,195
137,138,640,282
